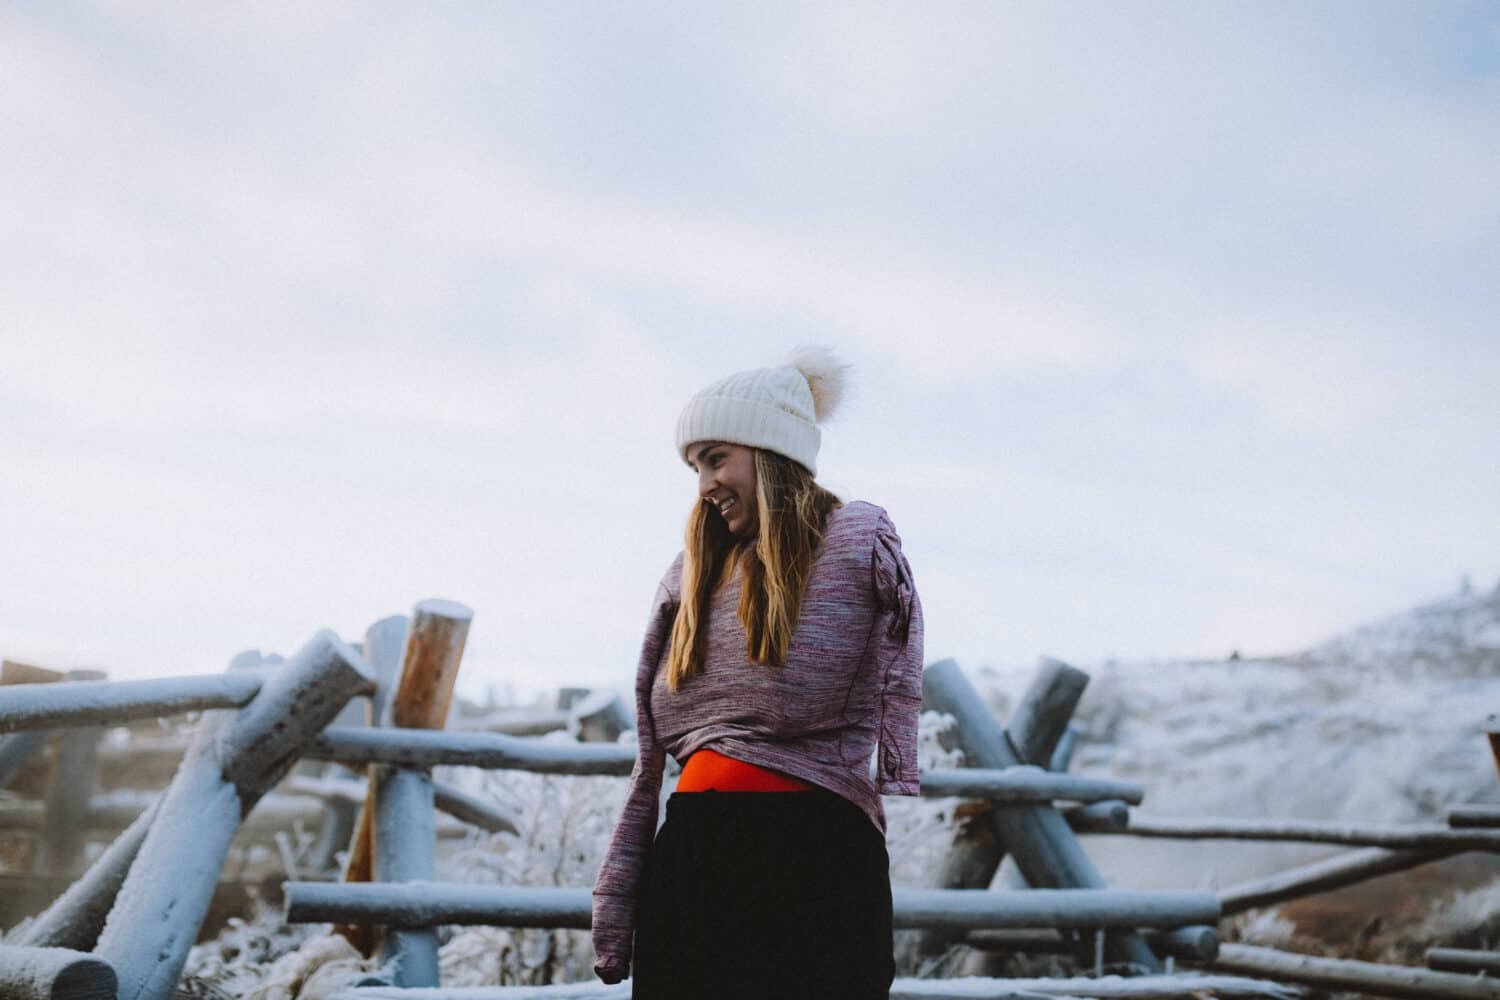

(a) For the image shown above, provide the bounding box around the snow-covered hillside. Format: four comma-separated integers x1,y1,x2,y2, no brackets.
975,581,1500,891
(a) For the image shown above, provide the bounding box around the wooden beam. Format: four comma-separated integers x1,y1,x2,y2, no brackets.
1206,942,1500,1000
286,882,1219,930
0,945,117,1000
307,726,635,773
1218,845,1458,915
328,974,1299,1000
0,672,265,734
918,767,1143,805
1095,815,1500,851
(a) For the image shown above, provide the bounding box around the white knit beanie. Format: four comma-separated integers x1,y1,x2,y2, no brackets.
675,346,852,477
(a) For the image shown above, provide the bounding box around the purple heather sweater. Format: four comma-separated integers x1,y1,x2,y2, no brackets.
590,500,924,983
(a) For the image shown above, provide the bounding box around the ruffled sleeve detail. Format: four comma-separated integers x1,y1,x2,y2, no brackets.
590,554,681,983
870,511,924,796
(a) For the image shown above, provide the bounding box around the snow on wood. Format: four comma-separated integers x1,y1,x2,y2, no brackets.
1006,658,1092,768
0,671,267,733
919,767,1143,805
284,882,1218,930
328,972,1301,1000
0,789,324,835
93,630,373,1000
1447,804,1500,828
1086,814,1500,850
17,801,159,950
0,945,117,1000
308,727,636,773
1207,942,1500,1000
969,926,1217,962
1062,800,1130,831
364,615,410,727
922,658,1161,971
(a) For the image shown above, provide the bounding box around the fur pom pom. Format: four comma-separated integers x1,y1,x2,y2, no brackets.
785,345,852,424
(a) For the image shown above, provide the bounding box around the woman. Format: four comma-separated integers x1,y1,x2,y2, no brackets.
591,347,924,999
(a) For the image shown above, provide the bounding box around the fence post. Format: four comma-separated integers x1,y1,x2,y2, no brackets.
338,600,471,972
922,659,1160,973
374,765,440,985
36,670,107,877
0,945,117,1000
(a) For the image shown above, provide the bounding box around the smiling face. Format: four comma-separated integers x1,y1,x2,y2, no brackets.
687,440,759,539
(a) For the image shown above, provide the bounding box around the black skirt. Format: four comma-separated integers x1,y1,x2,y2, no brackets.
632,787,895,1000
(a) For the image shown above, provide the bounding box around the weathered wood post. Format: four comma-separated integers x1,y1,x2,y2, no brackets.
36,670,107,876
916,657,1088,965
374,765,439,985
89,631,373,1000
0,945,117,1000
336,615,411,951
922,658,1160,972
337,599,471,984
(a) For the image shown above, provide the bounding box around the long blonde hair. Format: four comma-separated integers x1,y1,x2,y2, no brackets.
664,449,842,691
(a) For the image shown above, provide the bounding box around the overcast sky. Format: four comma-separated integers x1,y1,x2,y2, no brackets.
2,2,1496,703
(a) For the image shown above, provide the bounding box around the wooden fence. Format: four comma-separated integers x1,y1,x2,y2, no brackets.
1,609,1497,1000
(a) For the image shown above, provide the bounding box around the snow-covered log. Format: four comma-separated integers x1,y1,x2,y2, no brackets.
374,765,440,986
1218,844,1459,915
1005,657,1091,767
921,658,1160,971
0,671,266,733
92,631,373,1000
1207,942,1500,1000
329,974,1299,1000
285,882,1219,930
0,946,117,1000
1086,814,1500,850
16,802,159,949
363,615,410,728
307,727,636,773
1427,947,1500,975
919,767,1143,805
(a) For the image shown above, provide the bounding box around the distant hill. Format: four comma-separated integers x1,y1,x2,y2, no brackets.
975,580,1500,896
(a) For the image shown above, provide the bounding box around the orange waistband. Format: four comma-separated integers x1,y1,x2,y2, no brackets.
676,747,815,793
